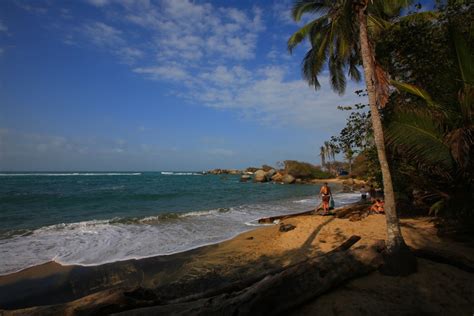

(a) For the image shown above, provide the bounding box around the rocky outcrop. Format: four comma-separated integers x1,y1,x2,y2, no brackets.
245,167,259,173
271,172,284,182
206,169,242,175
282,174,296,184
266,169,276,179
254,170,267,182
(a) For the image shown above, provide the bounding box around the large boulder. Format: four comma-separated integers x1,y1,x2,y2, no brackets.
254,170,267,182
265,169,276,179
282,174,296,184
271,172,284,182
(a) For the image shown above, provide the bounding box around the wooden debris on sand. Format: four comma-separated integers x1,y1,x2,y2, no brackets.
110,236,384,316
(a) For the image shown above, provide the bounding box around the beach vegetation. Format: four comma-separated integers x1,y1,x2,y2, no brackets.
283,160,332,179
381,3,473,219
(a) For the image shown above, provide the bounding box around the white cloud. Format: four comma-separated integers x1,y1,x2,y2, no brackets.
133,65,189,81
184,64,364,129
65,0,365,130
82,22,124,47
118,46,144,64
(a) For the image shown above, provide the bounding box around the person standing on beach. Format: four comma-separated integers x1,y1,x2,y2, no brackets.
319,182,332,215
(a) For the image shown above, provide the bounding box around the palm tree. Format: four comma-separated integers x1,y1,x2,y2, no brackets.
323,141,332,173
388,28,473,217
288,0,416,275
319,146,326,170
343,144,354,175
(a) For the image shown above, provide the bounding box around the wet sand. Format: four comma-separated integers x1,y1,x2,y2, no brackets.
1,213,473,315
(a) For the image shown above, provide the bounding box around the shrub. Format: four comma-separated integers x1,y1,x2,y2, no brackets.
284,160,332,179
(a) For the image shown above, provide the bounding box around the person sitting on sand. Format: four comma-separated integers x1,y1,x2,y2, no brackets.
319,182,332,215
369,185,376,201
360,185,367,200
370,199,385,214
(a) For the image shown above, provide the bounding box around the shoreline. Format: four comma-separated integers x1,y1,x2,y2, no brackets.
0,186,359,277
2,205,473,314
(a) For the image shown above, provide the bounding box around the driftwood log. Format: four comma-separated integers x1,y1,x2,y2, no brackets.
257,202,372,224
113,236,383,316
258,209,315,224
410,247,474,273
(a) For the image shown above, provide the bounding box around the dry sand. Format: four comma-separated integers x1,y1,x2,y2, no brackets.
1,214,473,315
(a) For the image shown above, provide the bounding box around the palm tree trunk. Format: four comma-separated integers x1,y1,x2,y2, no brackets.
357,5,416,275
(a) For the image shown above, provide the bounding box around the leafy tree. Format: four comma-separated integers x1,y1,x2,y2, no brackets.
387,25,473,218
288,0,416,275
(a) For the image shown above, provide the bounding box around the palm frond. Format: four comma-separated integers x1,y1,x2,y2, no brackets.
329,55,346,95
374,0,413,16
386,110,454,171
452,27,474,86
367,14,391,35
348,52,362,81
291,0,329,22
398,11,440,24
444,127,473,171
301,26,330,89
288,17,325,53
391,80,440,108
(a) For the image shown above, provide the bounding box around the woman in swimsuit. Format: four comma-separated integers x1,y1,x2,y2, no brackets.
319,182,332,215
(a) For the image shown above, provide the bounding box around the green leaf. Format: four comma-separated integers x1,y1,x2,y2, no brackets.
386,110,454,171
390,80,439,108
452,28,474,86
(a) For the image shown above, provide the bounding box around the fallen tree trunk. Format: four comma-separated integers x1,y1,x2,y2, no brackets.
334,203,370,219
257,202,370,224
258,209,315,224
167,235,362,305
116,236,383,316
411,247,474,273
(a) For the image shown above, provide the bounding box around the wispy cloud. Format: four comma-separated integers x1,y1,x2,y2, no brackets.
81,21,124,47
54,0,364,130
79,21,143,63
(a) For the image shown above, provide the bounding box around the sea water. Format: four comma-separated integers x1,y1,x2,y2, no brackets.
0,172,360,275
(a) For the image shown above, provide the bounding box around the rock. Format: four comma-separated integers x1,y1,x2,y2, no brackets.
282,174,296,184
265,169,276,179
295,178,302,184
261,165,274,172
279,223,296,232
245,167,259,173
246,236,254,240
240,175,251,182
271,172,284,182
207,169,242,175
254,170,267,182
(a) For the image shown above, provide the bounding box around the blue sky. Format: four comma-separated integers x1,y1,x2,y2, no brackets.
0,0,434,171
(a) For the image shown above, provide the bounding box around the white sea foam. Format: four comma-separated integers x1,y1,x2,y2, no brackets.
0,173,141,176
161,172,203,176
0,191,360,275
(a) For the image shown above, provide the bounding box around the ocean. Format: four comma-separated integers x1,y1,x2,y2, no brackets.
0,172,360,275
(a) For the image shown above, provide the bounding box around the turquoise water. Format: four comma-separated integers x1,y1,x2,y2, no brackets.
0,172,360,275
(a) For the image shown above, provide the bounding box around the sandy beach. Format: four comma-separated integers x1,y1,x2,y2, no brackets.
1,209,473,315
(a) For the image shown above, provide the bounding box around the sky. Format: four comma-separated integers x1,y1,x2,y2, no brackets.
0,0,435,171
